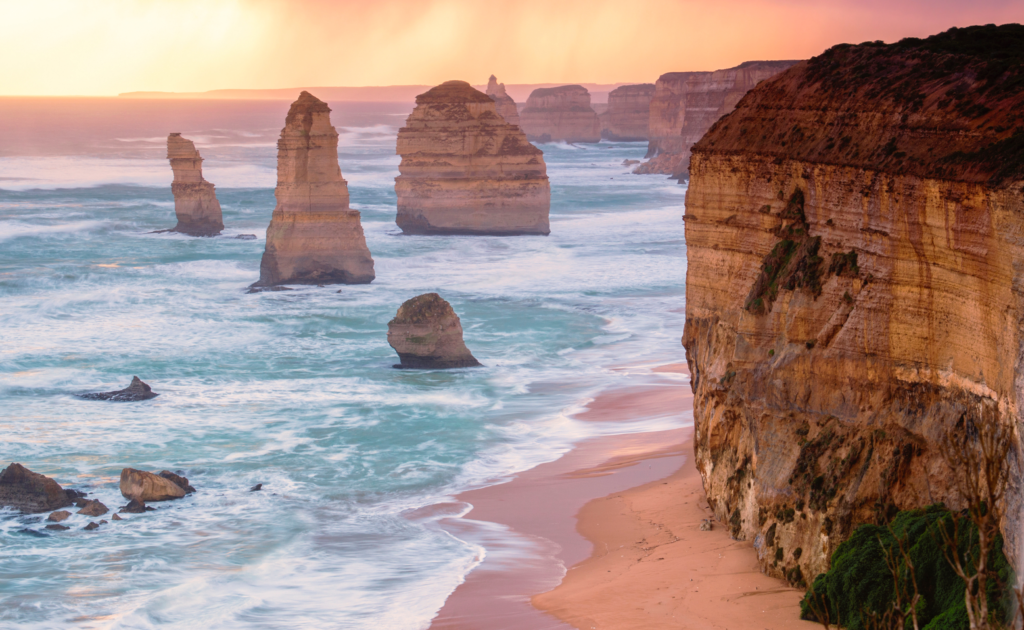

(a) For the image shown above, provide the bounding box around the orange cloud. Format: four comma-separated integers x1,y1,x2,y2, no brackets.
1,0,1021,96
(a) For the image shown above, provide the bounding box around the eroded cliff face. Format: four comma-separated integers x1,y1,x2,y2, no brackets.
486,75,521,127
520,85,601,143
683,25,1024,585
395,80,550,236
167,134,223,236
601,83,654,141
255,91,374,286
636,61,798,177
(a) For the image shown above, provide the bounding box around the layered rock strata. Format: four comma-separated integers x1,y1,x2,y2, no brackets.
395,81,550,236
485,75,521,126
0,463,73,513
636,60,798,177
254,91,375,287
683,25,1024,585
600,84,655,141
79,376,158,401
387,293,481,369
519,85,601,143
166,134,224,236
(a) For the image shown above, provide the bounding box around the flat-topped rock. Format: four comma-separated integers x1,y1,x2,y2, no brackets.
485,75,521,126
253,91,375,287
395,81,550,236
520,85,601,143
601,84,655,141
0,463,73,514
79,376,158,402
167,134,224,236
387,293,481,369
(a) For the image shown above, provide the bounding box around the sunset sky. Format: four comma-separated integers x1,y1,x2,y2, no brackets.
3,0,1023,96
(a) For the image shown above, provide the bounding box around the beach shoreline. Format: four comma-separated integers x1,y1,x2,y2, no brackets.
429,362,814,629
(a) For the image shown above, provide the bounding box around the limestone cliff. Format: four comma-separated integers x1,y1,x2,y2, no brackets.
600,84,654,141
636,61,798,177
254,91,374,286
519,85,601,143
683,25,1024,585
486,75,521,127
387,293,481,369
395,81,550,236
167,134,223,236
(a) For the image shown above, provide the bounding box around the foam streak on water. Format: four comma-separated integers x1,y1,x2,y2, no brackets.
0,101,687,629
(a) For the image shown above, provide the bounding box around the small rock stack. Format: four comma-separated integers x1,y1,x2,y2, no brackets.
387,293,481,369
167,133,224,236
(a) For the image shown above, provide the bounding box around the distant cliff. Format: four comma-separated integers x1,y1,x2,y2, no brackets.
600,84,654,141
519,85,601,143
683,25,1024,584
636,60,797,178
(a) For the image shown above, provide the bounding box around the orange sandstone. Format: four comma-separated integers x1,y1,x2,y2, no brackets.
519,85,601,144
166,133,224,236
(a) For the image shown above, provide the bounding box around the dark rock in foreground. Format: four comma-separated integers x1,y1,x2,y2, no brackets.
83,522,100,531
159,471,195,494
45,523,69,531
119,499,153,514
249,483,262,492
47,510,71,522
387,293,481,369
0,463,73,513
78,499,108,517
79,376,158,402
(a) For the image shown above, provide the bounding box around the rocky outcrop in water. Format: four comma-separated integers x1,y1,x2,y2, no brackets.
253,91,375,287
395,81,550,236
520,85,601,143
683,25,1024,585
78,499,108,517
600,84,655,141
0,464,73,513
388,293,481,369
120,468,187,502
166,134,224,236
79,376,158,401
486,75,521,126
636,60,798,178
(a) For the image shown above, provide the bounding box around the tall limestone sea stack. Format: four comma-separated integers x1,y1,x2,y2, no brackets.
600,83,655,141
485,75,520,126
636,60,798,178
519,85,601,143
166,134,224,236
394,80,550,236
683,25,1024,585
253,91,374,287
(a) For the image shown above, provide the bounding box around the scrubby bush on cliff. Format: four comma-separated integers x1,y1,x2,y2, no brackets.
800,504,1014,629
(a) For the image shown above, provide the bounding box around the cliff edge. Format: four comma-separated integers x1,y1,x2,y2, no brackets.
683,24,1024,585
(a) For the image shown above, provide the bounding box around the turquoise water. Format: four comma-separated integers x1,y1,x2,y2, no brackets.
0,100,687,629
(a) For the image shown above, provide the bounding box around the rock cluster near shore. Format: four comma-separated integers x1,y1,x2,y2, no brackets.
254,91,375,287
683,25,1024,585
636,60,798,178
395,81,550,236
387,293,481,369
520,85,601,143
0,463,73,513
600,83,655,141
485,75,520,126
166,134,224,236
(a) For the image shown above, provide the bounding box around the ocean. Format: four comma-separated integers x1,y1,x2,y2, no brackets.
0,98,688,629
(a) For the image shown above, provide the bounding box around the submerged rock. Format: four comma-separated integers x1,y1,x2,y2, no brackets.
485,75,521,126
0,463,73,513
387,293,481,369
119,499,153,514
77,499,108,517
47,510,71,522
395,80,550,236
119,468,186,502
249,483,263,492
78,376,158,402
253,91,375,288
167,133,224,236
83,522,100,531
111,513,123,521
45,523,69,531
520,85,601,143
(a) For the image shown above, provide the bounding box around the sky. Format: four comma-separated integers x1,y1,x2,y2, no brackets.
2,0,1023,96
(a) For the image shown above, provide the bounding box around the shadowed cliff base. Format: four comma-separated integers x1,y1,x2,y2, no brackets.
683,23,1024,587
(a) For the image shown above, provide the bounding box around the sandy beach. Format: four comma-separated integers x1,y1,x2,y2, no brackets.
429,363,813,629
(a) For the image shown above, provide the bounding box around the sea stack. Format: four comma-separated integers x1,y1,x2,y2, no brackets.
519,85,601,143
395,80,550,236
485,75,521,126
253,91,375,287
166,134,224,236
636,60,798,178
387,293,481,369
600,84,655,141
683,25,1024,585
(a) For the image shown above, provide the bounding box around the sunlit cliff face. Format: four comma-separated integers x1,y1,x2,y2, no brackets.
2,0,1021,96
